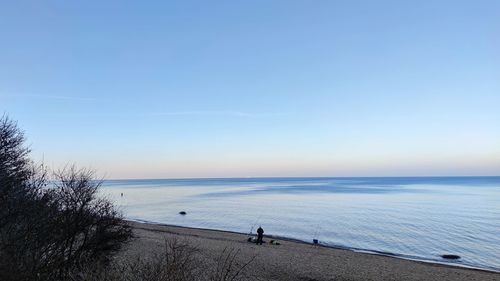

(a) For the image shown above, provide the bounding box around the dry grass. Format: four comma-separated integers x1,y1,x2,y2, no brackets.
68,238,256,281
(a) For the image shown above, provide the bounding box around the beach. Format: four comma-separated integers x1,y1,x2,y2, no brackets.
105,177,500,271
123,221,500,281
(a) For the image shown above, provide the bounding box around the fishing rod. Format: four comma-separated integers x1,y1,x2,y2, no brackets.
248,214,262,236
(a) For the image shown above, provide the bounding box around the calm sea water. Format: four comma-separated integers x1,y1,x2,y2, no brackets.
101,177,500,272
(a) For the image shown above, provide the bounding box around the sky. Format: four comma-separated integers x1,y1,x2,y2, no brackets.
1,0,499,179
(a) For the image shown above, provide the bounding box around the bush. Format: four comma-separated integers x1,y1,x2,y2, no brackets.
0,115,132,281
69,239,255,281
0,115,48,280
208,247,255,281
47,166,131,276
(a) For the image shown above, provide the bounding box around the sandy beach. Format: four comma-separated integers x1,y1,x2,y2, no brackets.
122,221,499,281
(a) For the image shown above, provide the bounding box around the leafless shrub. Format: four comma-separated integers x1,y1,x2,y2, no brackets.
0,115,132,281
0,115,52,280
67,258,121,281
69,239,256,281
48,166,131,273
123,238,199,281
208,247,256,281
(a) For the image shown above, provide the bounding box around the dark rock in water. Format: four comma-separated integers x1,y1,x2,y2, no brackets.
441,254,460,260
179,211,187,215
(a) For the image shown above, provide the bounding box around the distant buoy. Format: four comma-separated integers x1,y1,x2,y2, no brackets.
179,211,187,215
441,254,460,260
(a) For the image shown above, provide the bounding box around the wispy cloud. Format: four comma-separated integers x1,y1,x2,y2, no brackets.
1,93,96,102
148,110,286,118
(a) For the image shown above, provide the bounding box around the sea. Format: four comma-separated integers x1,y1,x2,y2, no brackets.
101,177,500,272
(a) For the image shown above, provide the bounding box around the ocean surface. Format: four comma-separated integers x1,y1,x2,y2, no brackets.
101,177,500,272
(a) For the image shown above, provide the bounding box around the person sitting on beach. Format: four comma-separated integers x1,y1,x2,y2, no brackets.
256,226,264,245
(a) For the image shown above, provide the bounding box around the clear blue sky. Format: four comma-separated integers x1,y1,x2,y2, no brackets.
1,1,499,178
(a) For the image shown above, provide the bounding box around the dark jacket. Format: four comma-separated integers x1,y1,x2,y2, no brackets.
257,227,264,235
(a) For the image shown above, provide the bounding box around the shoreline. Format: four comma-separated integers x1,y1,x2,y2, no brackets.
128,219,498,274
124,220,500,281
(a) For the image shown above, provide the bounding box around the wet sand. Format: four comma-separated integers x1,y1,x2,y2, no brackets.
123,221,499,281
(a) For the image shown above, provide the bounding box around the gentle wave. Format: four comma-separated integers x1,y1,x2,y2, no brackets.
101,177,500,272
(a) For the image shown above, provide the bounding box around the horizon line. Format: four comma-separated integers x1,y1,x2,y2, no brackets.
103,175,500,181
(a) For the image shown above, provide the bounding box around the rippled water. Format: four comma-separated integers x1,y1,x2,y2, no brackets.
101,177,500,271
